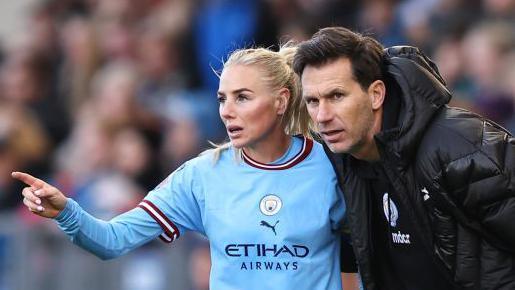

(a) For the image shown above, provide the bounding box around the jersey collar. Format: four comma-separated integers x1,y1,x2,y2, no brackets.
241,137,313,170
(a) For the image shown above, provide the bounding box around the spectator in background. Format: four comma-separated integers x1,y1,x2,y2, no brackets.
0,49,70,146
427,0,480,50
499,52,515,132
192,0,279,91
111,127,163,192
481,0,515,21
53,114,142,219
432,35,476,109
93,0,139,62
160,101,202,173
88,61,142,129
462,21,515,127
159,90,227,172
0,105,49,211
358,0,408,47
136,25,186,114
58,16,100,115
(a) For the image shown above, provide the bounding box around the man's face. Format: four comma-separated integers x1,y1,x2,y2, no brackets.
301,57,376,155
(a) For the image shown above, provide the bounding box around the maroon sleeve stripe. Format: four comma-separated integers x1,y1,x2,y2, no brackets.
158,234,173,243
138,200,181,242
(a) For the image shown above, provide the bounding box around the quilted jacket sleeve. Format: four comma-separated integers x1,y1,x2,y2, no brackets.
417,107,515,249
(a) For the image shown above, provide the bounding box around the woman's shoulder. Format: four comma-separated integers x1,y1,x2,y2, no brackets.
309,137,324,149
187,145,235,169
301,137,334,168
299,136,326,156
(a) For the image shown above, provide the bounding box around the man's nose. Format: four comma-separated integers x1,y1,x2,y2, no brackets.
316,101,333,123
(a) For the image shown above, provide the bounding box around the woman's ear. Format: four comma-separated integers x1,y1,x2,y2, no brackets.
276,88,290,115
368,80,386,110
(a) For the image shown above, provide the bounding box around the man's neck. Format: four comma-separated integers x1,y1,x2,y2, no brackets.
351,140,380,162
351,109,383,162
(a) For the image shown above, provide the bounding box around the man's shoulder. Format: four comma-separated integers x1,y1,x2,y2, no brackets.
429,106,485,141
428,106,510,140
418,106,511,163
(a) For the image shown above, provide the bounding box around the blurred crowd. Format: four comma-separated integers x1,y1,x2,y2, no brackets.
0,0,513,290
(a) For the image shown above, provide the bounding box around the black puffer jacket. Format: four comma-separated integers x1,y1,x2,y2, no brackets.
328,47,515,290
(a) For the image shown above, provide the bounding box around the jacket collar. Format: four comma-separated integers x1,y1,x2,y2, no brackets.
374,46,452,168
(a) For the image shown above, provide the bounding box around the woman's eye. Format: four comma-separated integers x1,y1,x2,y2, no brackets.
236,94,248,102
217,96,226,103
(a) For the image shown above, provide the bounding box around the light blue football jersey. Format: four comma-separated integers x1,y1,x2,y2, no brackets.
55,136,345,290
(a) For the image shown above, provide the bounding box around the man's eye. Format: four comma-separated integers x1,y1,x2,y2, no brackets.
305,98,318,105
333,93,344,99
217,96,226,103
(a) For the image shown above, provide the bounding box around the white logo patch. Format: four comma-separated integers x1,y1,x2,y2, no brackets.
382,193,399,227
421,187,430,201
392,231,411,244
260,195,282,216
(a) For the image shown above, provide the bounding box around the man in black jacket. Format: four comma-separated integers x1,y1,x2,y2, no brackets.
293,27,515,290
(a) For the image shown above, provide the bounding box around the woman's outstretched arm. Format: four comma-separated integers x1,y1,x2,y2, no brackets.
12,171,162,260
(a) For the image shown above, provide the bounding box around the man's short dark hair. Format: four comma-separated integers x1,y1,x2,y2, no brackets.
293,27,384,90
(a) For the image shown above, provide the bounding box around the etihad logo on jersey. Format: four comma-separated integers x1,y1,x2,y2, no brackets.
240,261,298,271
225,243,310,271
225,243,309,258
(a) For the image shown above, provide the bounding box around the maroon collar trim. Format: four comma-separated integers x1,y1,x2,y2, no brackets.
241,137,313,170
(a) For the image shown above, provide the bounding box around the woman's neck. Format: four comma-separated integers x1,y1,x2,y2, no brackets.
242,130,291,164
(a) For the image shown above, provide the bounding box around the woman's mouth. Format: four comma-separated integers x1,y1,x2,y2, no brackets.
227,125,243,137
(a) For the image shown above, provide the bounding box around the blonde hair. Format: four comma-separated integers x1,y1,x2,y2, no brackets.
210,43,313,162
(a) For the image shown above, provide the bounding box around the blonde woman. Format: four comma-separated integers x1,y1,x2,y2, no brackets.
13,45,359,290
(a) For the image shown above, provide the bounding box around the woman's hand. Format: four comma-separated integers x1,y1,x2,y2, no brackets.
11,171,68,218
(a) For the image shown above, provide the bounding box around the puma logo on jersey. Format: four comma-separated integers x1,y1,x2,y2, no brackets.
260,220,279,235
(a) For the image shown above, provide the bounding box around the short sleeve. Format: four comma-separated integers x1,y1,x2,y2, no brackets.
139,163,205,243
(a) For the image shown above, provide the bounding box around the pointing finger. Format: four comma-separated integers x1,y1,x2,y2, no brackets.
11,172,46,189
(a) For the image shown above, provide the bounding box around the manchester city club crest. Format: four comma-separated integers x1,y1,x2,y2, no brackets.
383,193,399,227
259,195,282,216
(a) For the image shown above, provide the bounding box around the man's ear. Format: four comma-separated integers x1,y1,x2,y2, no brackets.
276,88,290,115
368,80,386,110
